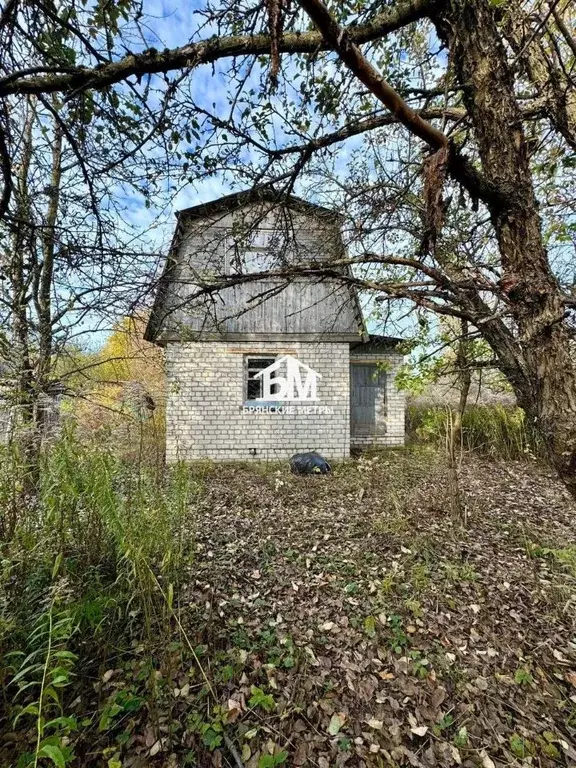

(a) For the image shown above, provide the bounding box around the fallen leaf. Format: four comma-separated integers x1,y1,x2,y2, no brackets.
565,670,576,688
149,740,163,757
480,750,495,768
328,713,346,736
320,621,335,631
227,698,242,723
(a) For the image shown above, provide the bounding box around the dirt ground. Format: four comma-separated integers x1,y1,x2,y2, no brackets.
175,450,576,768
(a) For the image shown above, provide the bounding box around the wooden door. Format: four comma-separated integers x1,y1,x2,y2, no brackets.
350,364,386,436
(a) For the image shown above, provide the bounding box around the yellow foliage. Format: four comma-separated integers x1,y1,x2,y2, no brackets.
71,315,165,464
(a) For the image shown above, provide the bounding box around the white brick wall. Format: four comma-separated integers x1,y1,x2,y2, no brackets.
165,342,405,462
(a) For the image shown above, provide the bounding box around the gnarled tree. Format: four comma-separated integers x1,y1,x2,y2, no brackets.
1,0,576,494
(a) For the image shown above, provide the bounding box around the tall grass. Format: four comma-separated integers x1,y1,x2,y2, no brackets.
407,403,543,460
0,426,197,767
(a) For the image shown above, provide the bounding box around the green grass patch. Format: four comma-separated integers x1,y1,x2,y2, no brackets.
407,404,543,460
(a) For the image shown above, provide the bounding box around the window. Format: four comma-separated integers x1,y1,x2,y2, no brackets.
227,229,290,274
242,248,272,273
245,357,276,400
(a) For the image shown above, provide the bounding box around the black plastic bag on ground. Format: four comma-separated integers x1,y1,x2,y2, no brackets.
290,452,332,475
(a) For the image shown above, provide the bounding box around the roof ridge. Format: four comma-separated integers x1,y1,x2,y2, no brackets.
177,187,343,219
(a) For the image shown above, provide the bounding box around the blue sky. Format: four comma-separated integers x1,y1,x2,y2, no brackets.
82,0,441,348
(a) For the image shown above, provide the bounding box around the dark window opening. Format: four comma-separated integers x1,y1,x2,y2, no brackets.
246,357,276,400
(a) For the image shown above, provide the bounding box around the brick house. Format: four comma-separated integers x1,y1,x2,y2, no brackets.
145,189,405,462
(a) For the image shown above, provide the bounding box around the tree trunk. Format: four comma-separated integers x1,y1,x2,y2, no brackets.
434,0,576,497
447,321,471,524
5,98,63,491
9,99,38,485
34,102,63,437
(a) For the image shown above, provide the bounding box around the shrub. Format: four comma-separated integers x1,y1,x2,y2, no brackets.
407,404,543,460
0,427,195,766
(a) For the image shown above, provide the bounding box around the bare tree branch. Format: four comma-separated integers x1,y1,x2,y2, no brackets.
0,0,434,96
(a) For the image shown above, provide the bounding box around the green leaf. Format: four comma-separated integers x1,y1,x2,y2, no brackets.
13,702,39,726
121,695,143,713
36,744,66,768
50,675,70,688
52,553,63,579
44,716,78,732
249,686,275,713
201,728,222,750
514,668,533,685
42,687,61,706
258,755,287,768
328,713,345,736
99,702,123,732
53,651,78,662
509,734,528,758
454,726,468,748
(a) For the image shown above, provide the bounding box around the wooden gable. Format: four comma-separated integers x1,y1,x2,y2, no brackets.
145,190,365,343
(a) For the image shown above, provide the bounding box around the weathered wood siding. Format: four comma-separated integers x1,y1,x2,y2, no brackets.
157,202,361,340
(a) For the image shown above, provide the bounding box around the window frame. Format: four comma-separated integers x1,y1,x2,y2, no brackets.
244,355,278,401
225,229,291,275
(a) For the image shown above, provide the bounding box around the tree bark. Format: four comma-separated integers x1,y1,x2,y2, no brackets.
447,321,471,524
433,0,576,496
34,100,63,436
8,99,37,484
498,4,576,151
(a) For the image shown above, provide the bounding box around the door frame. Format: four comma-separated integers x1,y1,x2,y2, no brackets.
349,361,388,437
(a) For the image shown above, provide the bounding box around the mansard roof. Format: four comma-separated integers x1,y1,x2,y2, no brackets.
177,187,343,221
144,188,354,344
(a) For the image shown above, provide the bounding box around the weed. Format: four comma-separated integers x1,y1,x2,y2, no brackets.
364,615,377,638
379,572,397,596
258,752,288,767
256,629,296,669
433,713,454,736
526,541,576,576
8,586,78,767
338,737,352,752
408,650,430,678
453,726,469,748
409,563,431,592
405,598,423,618
248,686,276,713
509,733,535,759
514,667,534,686
0,429,196,766
442,562,478,583
407,404,542,460
386,614,410,653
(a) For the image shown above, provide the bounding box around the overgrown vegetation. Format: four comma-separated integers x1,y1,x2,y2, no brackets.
407,403,544,460
2,437,576,766
0,429,197,767
175,452,576,767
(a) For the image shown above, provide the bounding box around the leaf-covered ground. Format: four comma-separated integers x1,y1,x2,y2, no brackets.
169,450,576,768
